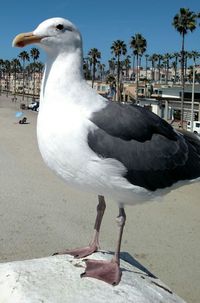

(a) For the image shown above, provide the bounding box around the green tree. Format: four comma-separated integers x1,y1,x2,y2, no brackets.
83,57,91,80
30,48,40,99
88,48,101,88
171,52,180,83
156,54,164,83
108,57,116,75
18,51,30,100
0,59,4,95
163,53,172,84
10,58,21,97
4,60,11,97
145,54,149,80
130,34,147,102
123,55,131,79
35,61,44,84
98,63,105,81
172,7,198,126
131,53,136,80
148,53,158,82
106,74,116,100
190,50,200,65
111,40,127,101
184,51,191,78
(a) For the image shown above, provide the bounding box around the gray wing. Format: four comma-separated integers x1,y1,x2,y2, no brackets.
88,102,200,191
90,101,177,142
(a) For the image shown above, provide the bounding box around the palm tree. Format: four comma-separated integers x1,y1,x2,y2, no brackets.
163,53,172,84
130,34,147,102
123,55,131,79
30,48,40,99
171,60,178,84
4,60,11,97
156,54,164,83
108,57,116,75
171,52,180,83
144,54,150,97
145,54,149,80
83,57,91,80
111,40,127,101
184,51,192,79
26,61,44,97
148,53,158,82
18,51,30,100
10,58,21,97
172,7,198,126
36,61,44,85
131,53,136,81
30,48,40,61
98,63,105,81
190,50,200,66
0,59,4,95
88,48,101,88
162,58,168,83
106,74,116,100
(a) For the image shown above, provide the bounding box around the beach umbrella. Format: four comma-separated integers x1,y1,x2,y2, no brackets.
15,111,24,118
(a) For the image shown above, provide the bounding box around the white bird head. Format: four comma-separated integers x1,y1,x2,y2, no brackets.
13,17,82,55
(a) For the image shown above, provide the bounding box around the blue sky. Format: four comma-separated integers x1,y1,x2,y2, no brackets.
0,0,199,66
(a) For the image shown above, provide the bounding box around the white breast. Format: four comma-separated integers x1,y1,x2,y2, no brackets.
37,101,93,181
37,100,151,205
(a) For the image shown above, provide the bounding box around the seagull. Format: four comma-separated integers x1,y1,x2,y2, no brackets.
13,17,200,285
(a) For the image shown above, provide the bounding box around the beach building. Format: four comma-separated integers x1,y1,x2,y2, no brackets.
1,68,200,123
0,72,41,98
151,85,200,121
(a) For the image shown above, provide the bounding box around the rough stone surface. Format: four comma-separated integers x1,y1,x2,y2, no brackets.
0,252,187,303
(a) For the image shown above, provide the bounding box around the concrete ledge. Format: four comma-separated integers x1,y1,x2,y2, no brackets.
0,252,186,303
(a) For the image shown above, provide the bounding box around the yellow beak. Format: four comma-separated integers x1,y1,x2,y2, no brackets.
12,32,42,47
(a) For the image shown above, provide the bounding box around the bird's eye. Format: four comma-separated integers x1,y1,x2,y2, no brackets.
56,24,64,30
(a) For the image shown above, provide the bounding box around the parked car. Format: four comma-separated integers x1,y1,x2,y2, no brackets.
28,100,39,111
187,121,200,135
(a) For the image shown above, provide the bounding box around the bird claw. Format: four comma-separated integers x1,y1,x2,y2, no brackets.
81,259,121,286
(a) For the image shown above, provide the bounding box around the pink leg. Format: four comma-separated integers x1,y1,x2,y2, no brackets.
82,207,126,285
53,195,106,258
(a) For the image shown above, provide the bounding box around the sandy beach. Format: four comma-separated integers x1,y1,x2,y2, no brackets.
0,94,199,303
